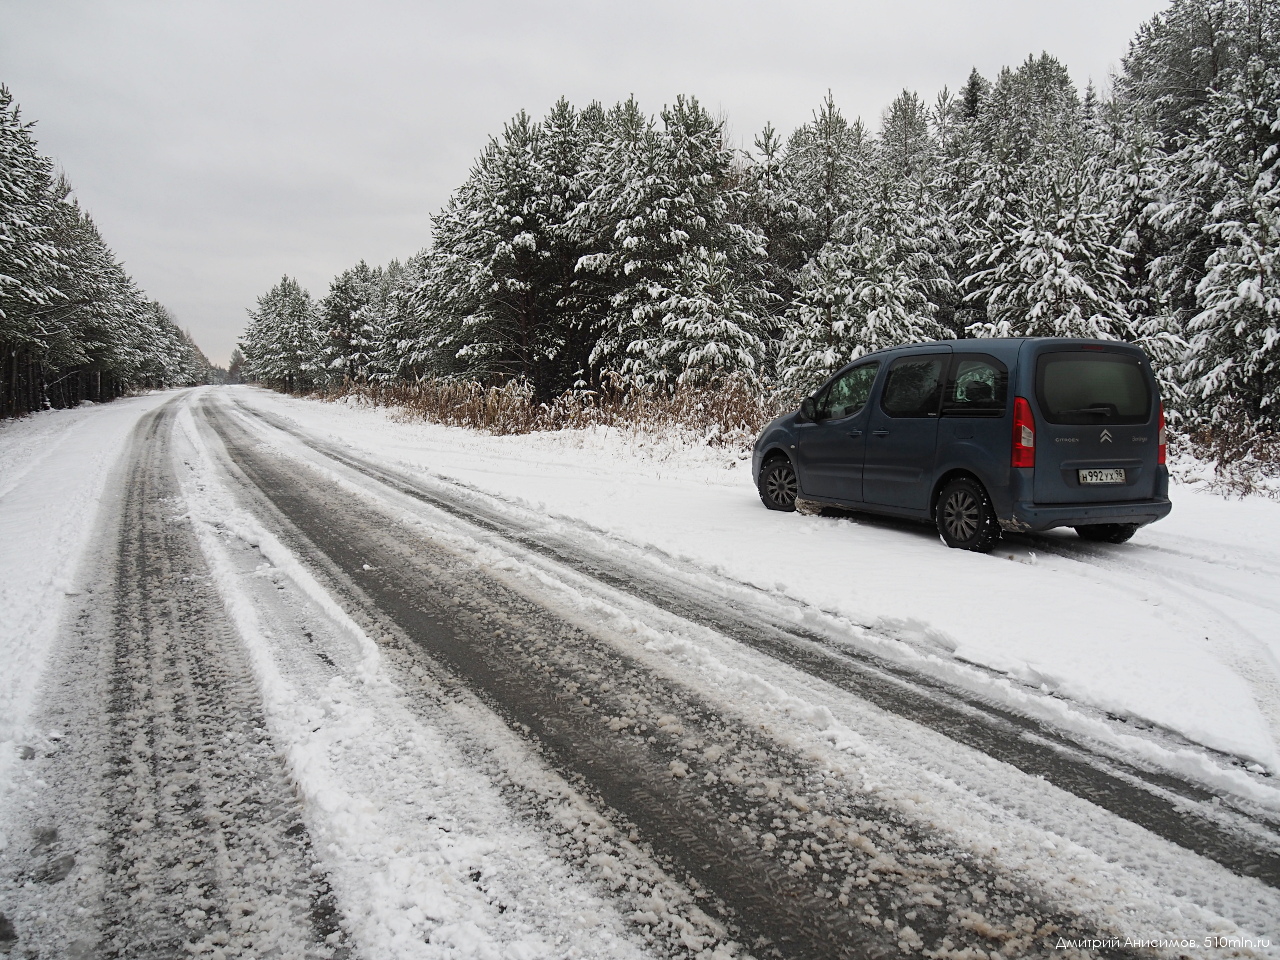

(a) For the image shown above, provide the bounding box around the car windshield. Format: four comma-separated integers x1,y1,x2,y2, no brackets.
1036,353,1151,425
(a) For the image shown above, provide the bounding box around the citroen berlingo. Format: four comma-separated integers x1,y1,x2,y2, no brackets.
752,338,1171,550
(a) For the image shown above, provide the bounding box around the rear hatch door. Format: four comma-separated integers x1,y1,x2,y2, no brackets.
1031,346,1159,504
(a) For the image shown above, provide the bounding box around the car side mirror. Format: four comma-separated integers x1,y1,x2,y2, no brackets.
800,397,817,422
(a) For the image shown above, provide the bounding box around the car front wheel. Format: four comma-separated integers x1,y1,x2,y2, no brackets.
758,457,798,512
936,477,999,552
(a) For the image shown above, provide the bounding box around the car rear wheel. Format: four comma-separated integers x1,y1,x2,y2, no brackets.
1074,523,1139,544
758,457,798,512
936,477,999,552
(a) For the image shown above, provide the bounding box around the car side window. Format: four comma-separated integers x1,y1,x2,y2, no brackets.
815,362,879,421
880,355,945,418
942,355,1008,417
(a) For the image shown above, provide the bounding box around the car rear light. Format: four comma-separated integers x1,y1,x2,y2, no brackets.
1157,402,1166,465
1012,397,1035,468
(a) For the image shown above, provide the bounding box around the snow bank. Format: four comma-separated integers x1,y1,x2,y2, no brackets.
0,393,178,845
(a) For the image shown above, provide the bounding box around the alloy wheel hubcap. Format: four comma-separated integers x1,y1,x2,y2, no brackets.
944,491,979,540
767,467,797,505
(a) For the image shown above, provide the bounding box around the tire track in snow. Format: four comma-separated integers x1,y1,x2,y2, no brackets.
1019,533,1280,752
0,399,346,959
203,398,1143,960
224,395,1280,891
98,401,346,959
175,400,662,960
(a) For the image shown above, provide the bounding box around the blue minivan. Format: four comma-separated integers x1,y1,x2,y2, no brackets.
752,338,1172,550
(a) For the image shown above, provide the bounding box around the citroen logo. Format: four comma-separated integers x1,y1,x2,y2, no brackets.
1100,429,1114,443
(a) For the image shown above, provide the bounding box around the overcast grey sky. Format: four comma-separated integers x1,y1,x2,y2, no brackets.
1,0,1167,365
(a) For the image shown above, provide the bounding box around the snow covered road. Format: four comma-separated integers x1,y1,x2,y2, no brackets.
2,387,1279,958
2,399,344,958
224,394,1280,883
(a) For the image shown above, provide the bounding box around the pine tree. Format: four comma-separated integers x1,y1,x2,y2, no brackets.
318,260,379,382
878,90,933,184
241,276,322,391
536,98,601,390
575,96,770,386
960,69,990,121
1090,105,1187,398
569,96,658,378
420,107,594,399
1121,0,1280,424
933,79,988,333
963,167,1134,340
782,92,871,259
957,56,1138,341
0,87,61,334
1119,0,1280,146
0,86,63,413
778,192,952,396
360,260,407,383
741,122,806,324
780,91,955,399
227,348,245,384
2,88,204,414
393,249,442,381
640,251,764,387
1178,59,1280,430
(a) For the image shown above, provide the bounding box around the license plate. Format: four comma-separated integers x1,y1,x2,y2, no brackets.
1079,468,1125,485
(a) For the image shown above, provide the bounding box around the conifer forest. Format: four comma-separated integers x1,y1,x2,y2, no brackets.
0,89,213,418
238,0,1279,453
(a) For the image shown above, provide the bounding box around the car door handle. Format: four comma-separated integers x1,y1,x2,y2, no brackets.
872,429,889,437
848,429,863,438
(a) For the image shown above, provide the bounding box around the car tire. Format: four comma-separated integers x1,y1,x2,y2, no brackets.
936,477,1000,552
758,457,798,512
1074,523,1139,544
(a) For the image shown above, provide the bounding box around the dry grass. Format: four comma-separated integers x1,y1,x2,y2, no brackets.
316,375,792,449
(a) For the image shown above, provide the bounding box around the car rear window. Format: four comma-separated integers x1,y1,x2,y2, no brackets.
1036,352,1152,425
942,355,1007,417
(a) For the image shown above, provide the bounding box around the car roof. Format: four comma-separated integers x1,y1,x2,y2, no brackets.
826,338,1149,381
856,337,1143,360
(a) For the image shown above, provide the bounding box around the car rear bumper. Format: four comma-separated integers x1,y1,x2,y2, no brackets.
999,498,1172,533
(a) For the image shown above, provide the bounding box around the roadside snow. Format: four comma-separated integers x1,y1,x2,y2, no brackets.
0,392,178,846
233,387,1280,775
